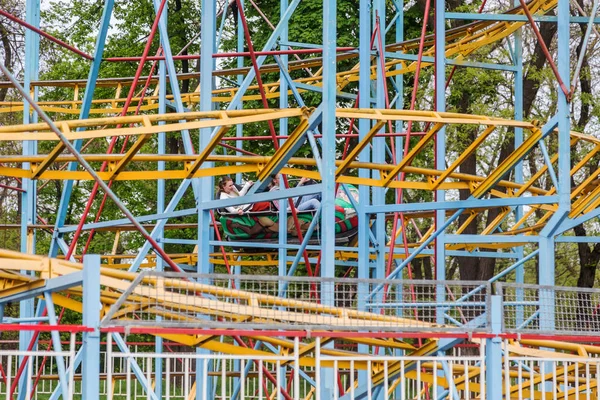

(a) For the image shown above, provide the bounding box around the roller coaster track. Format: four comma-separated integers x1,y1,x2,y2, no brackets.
0,0,557,115
0,106,597,251
0,249,599,399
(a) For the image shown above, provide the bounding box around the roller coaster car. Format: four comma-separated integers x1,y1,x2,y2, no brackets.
217,185,360,247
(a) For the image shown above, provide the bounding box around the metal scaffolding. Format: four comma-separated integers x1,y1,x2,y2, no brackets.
1,0,600,398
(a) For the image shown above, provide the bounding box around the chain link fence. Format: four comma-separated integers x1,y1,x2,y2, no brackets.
497,283,600,335
101,272,491,332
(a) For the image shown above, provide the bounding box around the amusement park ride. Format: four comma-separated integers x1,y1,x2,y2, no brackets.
1,0,600,398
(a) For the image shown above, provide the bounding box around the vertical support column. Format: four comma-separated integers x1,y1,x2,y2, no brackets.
356,0,372,388
235,0,245,187
356,0,371,284
393,4,405,397
279,0,289,277
44,293,69,399
538,236,555,329
538,0,569,330
154,19,168,396
198,0,216,398
485,295,503,400
321,0,337,283
434,0,446,325
234,0,245,281
556,0,570,214
373,0,386,282
82,254,101,400
19,1,40,394
321,0,336,398
394,0,404,161
198,0,216,275
513,2,525,325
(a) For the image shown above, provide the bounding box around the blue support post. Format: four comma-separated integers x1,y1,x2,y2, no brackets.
198,0,216,275
372,5,387,397
82,254,101,400
198,0,216,398
154,21,167,398
486,295,503,400
44,293,69,399
434,0,446,325
373,0,386,286
538,236,555,330
19,1,40,396
320,0,337,398
235,0,244,187
513,1,525,325
357,0,371,366
279,0,289,279
537,0,570,332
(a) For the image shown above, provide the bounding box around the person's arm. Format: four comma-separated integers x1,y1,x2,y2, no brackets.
298,177,311,186
238,181,253,196
220,192,244,214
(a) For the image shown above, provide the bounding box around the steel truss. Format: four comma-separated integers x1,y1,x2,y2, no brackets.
0,0,599,398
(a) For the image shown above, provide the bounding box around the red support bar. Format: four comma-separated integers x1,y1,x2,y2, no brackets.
98,326,600,343
0,10,94,60
518,0,570,100
0,183,25,192
0,324,92,333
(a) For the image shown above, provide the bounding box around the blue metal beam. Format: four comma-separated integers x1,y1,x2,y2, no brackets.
365,195,559,213
444,234,539,243
321,0,337,397
556,235,600,243
435,0,447,324
445,13,600,23
43,293,69,399
204,184,322,211
82,255,101,400
57,208,198,233
20,1,41,390
198,0,217,396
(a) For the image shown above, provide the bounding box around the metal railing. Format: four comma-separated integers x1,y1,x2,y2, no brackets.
497,282,600,335
2,332,600,400
102,272,491,332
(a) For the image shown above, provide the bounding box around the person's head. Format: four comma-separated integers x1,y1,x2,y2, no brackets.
218,176,236,194
269,175,280,189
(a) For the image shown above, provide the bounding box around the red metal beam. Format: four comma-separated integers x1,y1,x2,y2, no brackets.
518,0,570,100
0,9,94,60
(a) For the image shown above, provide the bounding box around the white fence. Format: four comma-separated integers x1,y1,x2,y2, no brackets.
2,335,600,400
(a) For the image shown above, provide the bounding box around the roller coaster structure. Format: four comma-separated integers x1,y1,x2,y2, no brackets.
1,0,600,398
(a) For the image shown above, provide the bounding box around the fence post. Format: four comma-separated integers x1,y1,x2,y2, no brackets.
486,295,503,400
82,254,101,400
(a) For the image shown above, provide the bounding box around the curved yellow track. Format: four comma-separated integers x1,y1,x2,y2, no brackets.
0,249,598,399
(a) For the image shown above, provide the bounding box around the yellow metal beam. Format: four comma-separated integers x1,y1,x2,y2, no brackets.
31,127,67,179
432,125,496,190
185,124,232,179
335,119,386,178
107,118,154,180
257,112,311,182
472,127,542,198
382,123,444,187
